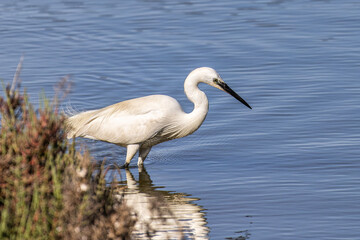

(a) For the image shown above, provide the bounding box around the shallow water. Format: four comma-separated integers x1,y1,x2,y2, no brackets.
1,0,360,239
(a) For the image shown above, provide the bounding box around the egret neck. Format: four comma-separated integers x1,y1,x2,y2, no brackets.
182,72,209,137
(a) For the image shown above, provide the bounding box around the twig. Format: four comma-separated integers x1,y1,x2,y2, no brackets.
10,55,24,95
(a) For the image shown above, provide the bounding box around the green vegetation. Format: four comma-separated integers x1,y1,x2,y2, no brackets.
0,79,136,239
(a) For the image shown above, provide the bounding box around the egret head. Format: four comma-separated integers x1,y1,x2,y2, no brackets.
190,67,252,109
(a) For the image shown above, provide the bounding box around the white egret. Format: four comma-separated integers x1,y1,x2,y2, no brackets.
66,67,251,168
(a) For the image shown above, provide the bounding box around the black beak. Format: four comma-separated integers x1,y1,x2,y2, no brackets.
218,82,252,109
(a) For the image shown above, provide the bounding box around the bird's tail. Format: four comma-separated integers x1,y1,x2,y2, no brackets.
65,110,98,139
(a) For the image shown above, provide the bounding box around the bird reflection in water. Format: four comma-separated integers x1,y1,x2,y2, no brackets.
110,166,209,239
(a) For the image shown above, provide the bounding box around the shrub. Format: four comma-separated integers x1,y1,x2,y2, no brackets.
0,81,136,240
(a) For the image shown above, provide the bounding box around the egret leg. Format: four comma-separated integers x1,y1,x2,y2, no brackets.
138,146,152,166
123,144,140,168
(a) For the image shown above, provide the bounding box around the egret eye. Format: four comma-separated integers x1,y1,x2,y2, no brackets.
213,78,219,84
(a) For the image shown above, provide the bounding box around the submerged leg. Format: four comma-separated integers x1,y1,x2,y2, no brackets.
123,144,140,168
138,146,152,166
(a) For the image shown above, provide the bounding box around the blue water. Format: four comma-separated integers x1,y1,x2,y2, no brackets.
1,0,360,239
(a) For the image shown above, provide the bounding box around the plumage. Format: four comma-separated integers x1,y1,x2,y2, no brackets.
66,67,251,167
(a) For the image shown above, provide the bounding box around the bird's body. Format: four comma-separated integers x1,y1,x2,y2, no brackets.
66,67,251,167
67,94,205,147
